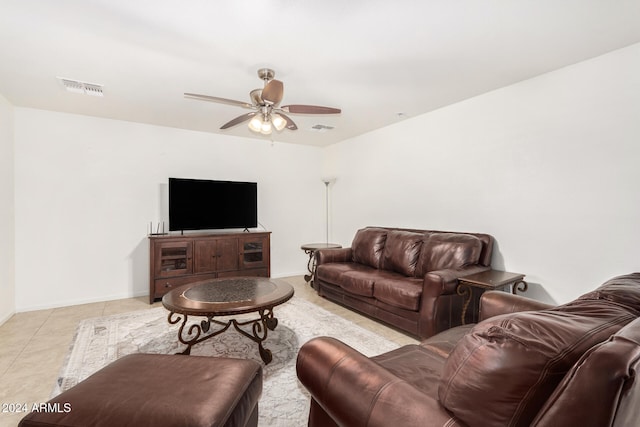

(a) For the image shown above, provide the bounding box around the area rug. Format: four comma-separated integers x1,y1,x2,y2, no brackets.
53,296,399,426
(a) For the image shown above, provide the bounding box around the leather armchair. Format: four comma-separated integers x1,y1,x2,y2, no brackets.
297,273,640,427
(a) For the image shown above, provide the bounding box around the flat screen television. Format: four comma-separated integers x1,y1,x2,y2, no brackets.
168,178,258,231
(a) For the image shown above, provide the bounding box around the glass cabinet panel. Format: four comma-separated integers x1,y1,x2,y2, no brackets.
155,241,192,277
243,241,263,263
161,247,188,272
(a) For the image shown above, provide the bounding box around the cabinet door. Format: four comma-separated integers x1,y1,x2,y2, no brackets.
216,238,239,272
194,238,239,273
155,241,192,277
239,236,269,270
194,240,217,273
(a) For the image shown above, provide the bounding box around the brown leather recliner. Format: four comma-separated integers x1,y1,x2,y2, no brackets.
297,273,640,427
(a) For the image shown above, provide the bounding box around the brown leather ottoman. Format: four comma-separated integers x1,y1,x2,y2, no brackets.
19,353,263,427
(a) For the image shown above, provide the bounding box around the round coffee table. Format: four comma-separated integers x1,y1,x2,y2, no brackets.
162,277,294,364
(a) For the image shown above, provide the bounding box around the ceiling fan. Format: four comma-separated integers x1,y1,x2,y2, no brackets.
184,68,341,135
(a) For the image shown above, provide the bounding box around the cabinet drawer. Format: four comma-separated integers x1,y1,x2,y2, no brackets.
154,274,217,297
218,268,268,278
247,268,269,277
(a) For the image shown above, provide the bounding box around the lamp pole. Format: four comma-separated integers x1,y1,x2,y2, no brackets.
323,180,330,245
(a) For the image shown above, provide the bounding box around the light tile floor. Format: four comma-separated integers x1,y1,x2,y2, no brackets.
0,275,418,427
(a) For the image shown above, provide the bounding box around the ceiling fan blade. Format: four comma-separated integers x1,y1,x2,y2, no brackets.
261,80,284,105
250,89,263,105
220,112,257,129
184,93,254,109
281,104,341,114
276,112,298,130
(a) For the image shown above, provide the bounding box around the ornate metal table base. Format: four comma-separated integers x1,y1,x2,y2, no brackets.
456,270,528,325
512,279,528,294
303,248,315,283
456,284,474,325
300,243,342,286
168,308,279,364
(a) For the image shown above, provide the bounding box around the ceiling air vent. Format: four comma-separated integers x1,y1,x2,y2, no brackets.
310,124,335,132
58,77,104,97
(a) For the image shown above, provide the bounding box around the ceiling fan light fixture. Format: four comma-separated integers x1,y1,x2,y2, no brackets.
248,116,263,133
260,119,272,134
272,114,286,131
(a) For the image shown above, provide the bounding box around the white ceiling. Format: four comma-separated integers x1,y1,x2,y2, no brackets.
1,0,640,147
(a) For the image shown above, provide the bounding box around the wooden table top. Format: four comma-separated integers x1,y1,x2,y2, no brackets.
301,243,342,251
162,277,294,317
458,270,525,290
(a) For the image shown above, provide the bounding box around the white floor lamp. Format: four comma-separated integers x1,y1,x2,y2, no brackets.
322,178,335,245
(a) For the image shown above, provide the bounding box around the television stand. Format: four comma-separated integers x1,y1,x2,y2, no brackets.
148,231,271,303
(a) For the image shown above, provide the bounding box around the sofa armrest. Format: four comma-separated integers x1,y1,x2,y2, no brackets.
478,291,555,322
315,247,352,265
417,266,491,338
297,337,461,427
423,265,491,296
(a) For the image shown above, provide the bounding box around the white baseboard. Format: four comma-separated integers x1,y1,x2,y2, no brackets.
15,275,308,313
273,272,308,279
0,309,16,326
16,290,149,313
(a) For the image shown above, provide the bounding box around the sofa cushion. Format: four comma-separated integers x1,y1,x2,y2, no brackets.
419,325,475,359
438,300,636,427
381,230,424,276
578,272,640,315
351,227,388,269
416,233,483,277
372,345,447,398
316,262,361,286
340,269,377,297
373,276,423,311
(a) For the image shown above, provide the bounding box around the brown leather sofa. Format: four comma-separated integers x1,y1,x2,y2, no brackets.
314,226,493,338
297,273,640,427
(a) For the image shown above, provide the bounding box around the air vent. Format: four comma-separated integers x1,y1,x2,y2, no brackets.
310,124,335,132
58,77,104,97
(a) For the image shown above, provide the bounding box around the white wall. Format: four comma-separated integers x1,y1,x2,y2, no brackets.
324,43,640,304
11,43,640,311
0,94,15,323
14,110,326,311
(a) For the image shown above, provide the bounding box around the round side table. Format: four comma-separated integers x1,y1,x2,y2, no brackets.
301,243,342,285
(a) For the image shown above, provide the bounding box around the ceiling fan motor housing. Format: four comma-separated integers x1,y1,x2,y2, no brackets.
257,68,275,82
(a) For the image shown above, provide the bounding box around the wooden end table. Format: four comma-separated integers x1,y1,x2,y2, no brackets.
457,270,528,325
301,243,342,285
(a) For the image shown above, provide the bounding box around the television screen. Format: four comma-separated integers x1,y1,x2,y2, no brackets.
169,178,258,231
